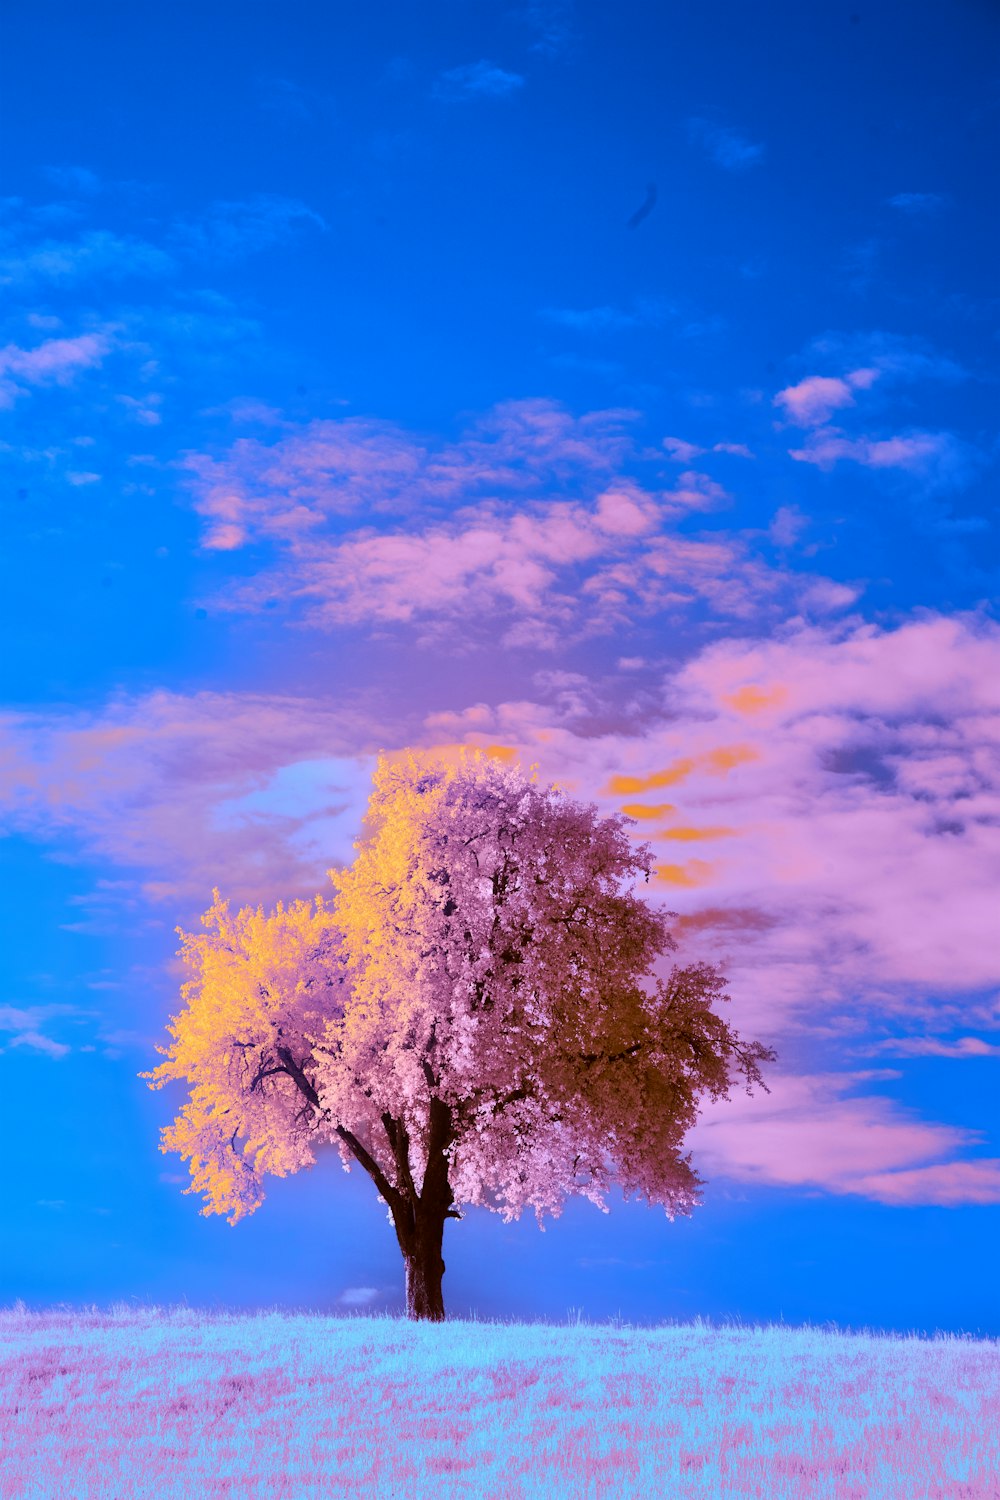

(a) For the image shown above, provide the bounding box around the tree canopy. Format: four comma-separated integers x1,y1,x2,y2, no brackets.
145,751,774,1319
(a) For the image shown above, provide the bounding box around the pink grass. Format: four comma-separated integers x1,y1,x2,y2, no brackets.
1,1307,998,1498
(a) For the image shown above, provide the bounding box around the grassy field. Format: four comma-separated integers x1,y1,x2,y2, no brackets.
0,1306,997,1498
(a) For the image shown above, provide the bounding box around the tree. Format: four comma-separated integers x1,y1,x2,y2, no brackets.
144,751,774,1321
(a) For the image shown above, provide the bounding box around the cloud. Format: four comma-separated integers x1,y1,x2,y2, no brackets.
0,1004,82,1059
422,614,1000,1035
337,1286,381,1307
0,230,174,286
661,470,731,512
788,427,973,485
773,368,879,426
541,298,725,340
686,118,764,171
804,331,967,387
871,1035,1000,1059
852,1160,1000,1206
183,399,639,548
690,1071,1000,1206
433,61,525,101
541,297,675,334
7,1031,71,1059
773,338,974,487
0,331,112,408
521,0,575,57
205,484,787,647
542,304,645,334
0,692,378,912
663,437,753,463
888,192,947,215
170,195,327,260
43,164,102,195
184,400,844,644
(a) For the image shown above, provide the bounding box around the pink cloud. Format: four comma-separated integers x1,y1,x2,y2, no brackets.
661,470,731,512
689,1071,999,1205
208,492,842,648
183,399,639,550
854,1160,1000,1206
789,427,964,477
0,692,378,915
662,436,704,463
420,614,1000,1027
0,331,111,407
871,1036,1000,1059
663,437,755,462
187,403,856,644
712,441,754,458
773,368,878,426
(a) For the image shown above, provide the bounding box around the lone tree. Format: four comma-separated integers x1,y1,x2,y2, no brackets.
145,752,774,1320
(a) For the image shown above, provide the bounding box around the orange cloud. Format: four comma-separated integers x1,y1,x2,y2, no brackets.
607,743,758,795
657,826,736,841
654,859,718,888
608,758,697,795
723,684,789,715
702,744,759,773
619,801,677,820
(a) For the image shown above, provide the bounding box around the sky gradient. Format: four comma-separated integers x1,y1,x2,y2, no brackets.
1,0,998,1332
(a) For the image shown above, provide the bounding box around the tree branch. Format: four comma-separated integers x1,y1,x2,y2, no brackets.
382,1113,419,1201
274,1045,321,1110
579,1040,644,1067
335,1124,401,1209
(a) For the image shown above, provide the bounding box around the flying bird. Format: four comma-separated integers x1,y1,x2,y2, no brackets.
627,182,657,229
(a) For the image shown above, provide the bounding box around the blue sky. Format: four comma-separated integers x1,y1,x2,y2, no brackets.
1,0,998,1330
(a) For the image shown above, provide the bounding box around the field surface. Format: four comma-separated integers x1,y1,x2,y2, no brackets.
1,1307,998,1498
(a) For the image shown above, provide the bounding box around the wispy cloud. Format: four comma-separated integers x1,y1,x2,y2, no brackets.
0,229,174,286
789,427,973,485
0,1004,82,1059
433,60,526,101
541,297,722,339
0,694,377,911
663,436,754,462
687,118,764,171
42,164,103,195
182,399,638,547
806,331,966,386
691,1071,1000,1206
888,192,947,215
540,296,678,334
0,330,112,408
521,0,575,57
170,195,327,260
7,1031,71,1059
182,401,844,644
871,1035,1000,1060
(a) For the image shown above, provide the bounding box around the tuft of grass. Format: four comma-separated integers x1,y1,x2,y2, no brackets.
1,1306,998,1498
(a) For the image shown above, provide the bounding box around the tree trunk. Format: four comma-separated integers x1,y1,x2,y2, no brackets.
385,1097,455,1321
402,1207,447,1321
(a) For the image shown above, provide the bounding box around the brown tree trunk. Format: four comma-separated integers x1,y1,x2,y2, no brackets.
389,1096,455,1321
402,1206,447,1321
